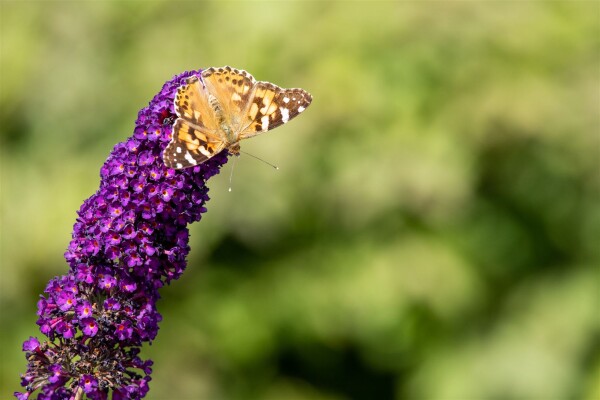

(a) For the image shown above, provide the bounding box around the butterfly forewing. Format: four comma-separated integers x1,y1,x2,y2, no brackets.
201,66,256,132
174,76,218,133
164,75,226,168
241,84,312,138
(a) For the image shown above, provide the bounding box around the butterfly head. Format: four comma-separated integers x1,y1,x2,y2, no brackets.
228,142,241,156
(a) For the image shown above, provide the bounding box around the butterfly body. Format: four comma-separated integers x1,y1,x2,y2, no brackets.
163,66,312,169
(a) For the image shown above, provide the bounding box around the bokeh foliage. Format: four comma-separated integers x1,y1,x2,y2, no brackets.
1,1,598,399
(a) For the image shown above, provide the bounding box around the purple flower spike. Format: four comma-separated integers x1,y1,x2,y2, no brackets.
17,69,229,399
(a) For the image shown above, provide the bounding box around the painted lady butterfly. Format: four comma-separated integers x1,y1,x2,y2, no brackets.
163,66,312,169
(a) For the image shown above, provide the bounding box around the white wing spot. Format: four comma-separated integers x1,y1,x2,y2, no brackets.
176,147,182,154
283,97,290,103
298,106,305,113
232,93,242,101
184,152,198,165
280,107,290,123
198,147,211,157
176,163,183,169
261,115,269,131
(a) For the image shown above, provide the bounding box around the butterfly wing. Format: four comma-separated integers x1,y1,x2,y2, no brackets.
201,66,256,133
163,75,225,169
174,75,219,132
163,119,227,169
239,83,312,139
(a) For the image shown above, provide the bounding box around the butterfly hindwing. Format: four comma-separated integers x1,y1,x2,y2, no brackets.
163,118,227,169
240,83,312,139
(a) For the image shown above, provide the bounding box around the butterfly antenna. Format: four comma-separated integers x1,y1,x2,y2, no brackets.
240,150,279,170
228,156,238,192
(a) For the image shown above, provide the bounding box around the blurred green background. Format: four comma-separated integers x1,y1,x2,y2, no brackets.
1,2,599,399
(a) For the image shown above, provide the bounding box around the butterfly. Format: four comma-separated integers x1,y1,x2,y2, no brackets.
163,66,312,169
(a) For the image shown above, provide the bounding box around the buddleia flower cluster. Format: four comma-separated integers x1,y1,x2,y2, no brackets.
16,70,229,400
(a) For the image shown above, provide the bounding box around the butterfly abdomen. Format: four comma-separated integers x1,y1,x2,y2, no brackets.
208,95,223,122
208,94,235,142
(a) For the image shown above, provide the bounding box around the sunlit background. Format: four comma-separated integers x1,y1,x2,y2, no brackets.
1,2,599,399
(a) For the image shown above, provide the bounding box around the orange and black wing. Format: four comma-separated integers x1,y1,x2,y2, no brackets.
164,75,225,169
201,66,256,133
239,82,312,139
163,119,227,169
